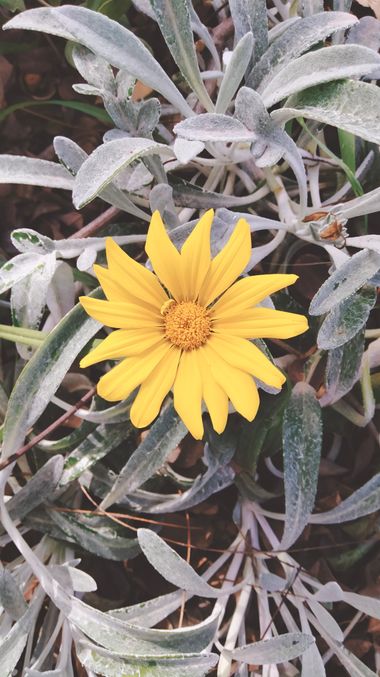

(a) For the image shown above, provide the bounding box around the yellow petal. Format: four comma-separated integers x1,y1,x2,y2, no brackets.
97,340,170,401
180,209,213,300
203,344,260,421
198,347,228,434
211,274,299,318
94,264,165,312
130,347,181,428
106,237,167,308
80,328,163,368
198,218,251,307
213,307,309,339
79,297,162,329
145,211,184,301
208,334,285,388
173,351,203,439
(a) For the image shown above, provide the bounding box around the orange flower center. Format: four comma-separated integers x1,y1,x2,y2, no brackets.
162,301,211,350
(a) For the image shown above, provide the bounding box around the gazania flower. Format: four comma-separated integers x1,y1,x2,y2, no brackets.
79,210,308,439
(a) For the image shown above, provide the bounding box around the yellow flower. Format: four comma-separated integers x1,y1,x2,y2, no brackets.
79,210,308,439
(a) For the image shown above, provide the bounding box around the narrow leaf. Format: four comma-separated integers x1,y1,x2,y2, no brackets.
260,45,380,108
151,0,213,112
309,249,380,316
310,473,380,524
248,11,357,88
317,286,377,350
280,382,322,549
4,6,193,117
227,633,314,664
100,404,186,509
138,528,230,597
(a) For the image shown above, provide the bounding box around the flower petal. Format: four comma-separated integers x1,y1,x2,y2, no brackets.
97,340,170,401
130,347,181,428
208,334,285,388
211,274,299,317
198,347,228,434
213,307,308,339
80,328,164,368
198,218,251,307
173,350,203,439
79,297,162,329
105,237,167,308
145,211,184,301
180,209,213,300
203,344,260,421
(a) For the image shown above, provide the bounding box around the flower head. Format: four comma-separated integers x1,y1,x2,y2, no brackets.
79,210,308,439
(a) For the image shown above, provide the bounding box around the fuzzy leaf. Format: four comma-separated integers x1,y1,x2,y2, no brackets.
215,33,254,114
76,640,218,677
4,6,193,117
100,404,187,509
72,137,172,208
261,45,380,108
226,633,314,664
273,80,380,145
310,473,380,524
174,114,256,142
138,529,232,597
151,0,213,112
229,0,268,61
317,286,377,350
280,382,322,549
248,11,357,88
1,290,102,459
309,249,380,316
0,155,73,190
320,329,365,406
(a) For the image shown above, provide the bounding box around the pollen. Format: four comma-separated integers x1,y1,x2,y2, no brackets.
163,301,211,351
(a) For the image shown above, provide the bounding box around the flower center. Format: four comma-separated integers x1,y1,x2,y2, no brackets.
162,301,211,350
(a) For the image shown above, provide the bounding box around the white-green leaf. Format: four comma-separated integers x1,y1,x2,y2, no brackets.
76,640,217,677
60,422,131,485
320,329,365,406
317,286,377,350
4,6,193,117
151,0,213,112
0,253,51,295
99,404,187,509
47,511,141,562
72,138,173,208
229,0,268,61
0,570,27,620
174,114,256,142
215,32,254,114
260,45,380,108
280,383,322,549
273,80,380,145
248,11,357,88
339,187,380,220
0,155,73,190
11,252,58,360
0,456,64,533
309,249,380,316
310,473,380,524
1,290,102,459
108,590,183,627
226,633,314,664
235,87,307,211
138,529,230,598
0,590,44,677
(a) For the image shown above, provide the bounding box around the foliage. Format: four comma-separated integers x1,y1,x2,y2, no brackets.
0,1,380,675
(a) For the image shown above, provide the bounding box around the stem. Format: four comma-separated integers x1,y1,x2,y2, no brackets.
0,387,96,471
